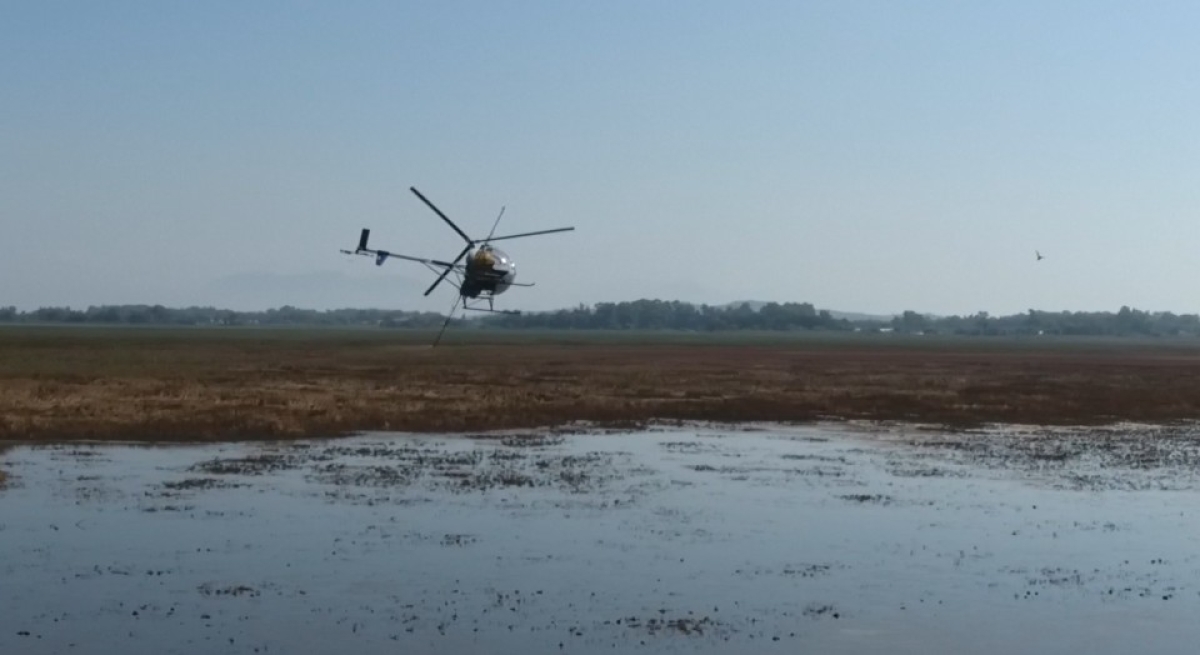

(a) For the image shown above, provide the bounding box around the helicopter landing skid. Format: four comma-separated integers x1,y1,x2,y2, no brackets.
464,306,520,315
462,299,520,315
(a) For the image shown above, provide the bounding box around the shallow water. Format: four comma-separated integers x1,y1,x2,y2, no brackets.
2,423,1199,654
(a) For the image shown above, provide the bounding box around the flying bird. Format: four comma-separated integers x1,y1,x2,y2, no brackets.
1035,250,1044,261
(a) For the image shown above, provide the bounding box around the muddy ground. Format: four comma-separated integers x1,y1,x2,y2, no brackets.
2,422,1199,654
4,327,1200,441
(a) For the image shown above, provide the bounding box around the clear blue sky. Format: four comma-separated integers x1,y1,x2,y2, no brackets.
3,1,1198,315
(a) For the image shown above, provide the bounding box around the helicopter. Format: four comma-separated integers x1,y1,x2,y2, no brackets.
341,186,575,345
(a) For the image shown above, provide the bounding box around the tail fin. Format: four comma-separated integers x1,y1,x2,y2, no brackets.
357,229,370,252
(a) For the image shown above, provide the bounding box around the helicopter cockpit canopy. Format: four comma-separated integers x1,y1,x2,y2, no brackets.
471,245,514,273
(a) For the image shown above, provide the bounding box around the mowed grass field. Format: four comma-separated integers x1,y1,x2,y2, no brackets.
4,324,1200,442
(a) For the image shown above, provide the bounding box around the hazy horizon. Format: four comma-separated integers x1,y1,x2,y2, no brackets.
5,2,1198,317
7,287,1193,322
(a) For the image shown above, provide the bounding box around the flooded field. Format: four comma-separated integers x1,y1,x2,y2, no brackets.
3,422,1200,654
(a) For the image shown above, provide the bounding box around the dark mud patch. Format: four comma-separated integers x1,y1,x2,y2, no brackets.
68,565,174,580
432,451,626,494
46,448,109,461
446,454,612,493
687,464,789,475
802,604,842,619
296,446,629,496
441,533,479,546
839,493,894,505
1025,567,1090,588
69,480,125,503
1000,561,1186,601
782,563,843,577
197,583,262,598
768,433,832,443
884,461,969,478
190,453,307,476
1072,520,1126,533
781,453,846,463
688,464,726,473
160,477,249,491
689,463,849,480
615,614,735,639
896,423,1200,490
499,434,566,448
308,463,413,488
660,440,723,454
142,504,196,513
736,563,845,578
461,469,538,489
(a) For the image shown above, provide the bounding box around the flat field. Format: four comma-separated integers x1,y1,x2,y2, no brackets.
4,325,1200,442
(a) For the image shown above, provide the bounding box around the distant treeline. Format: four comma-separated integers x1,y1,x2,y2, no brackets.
3,301,1200,337
481,300,850,331
482,301,1200,337
871,307,1200,337
0,304,448,328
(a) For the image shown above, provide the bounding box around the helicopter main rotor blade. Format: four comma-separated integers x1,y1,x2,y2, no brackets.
410,187,474,246
483,226,575,242
482,206,505,244
432,294,463,348
424,243,473,296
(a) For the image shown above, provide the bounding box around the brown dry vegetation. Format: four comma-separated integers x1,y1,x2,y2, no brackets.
4,326,1200,442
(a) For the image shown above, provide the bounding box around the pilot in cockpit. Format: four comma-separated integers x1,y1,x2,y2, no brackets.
472,247,496,269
